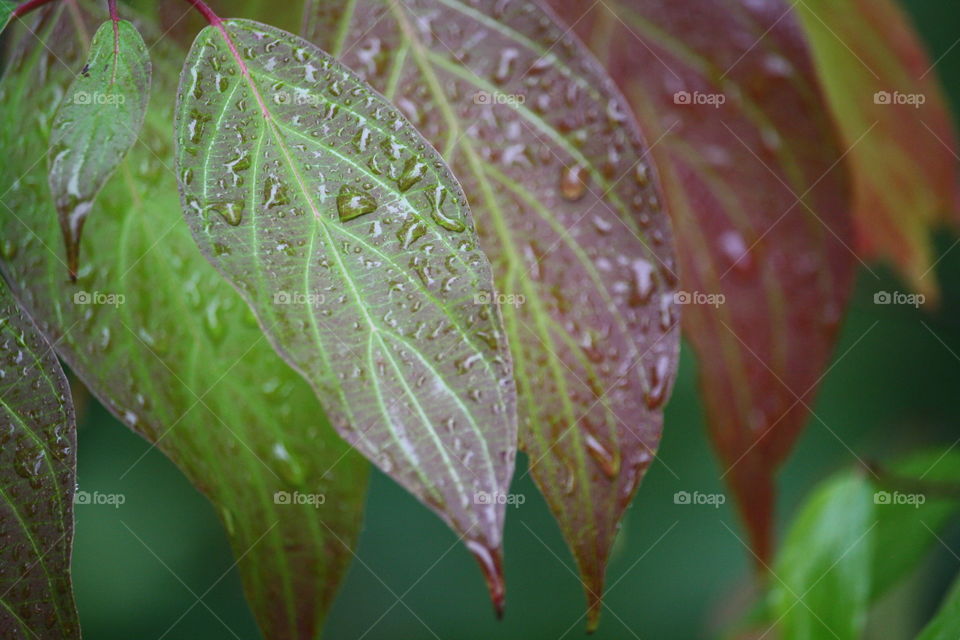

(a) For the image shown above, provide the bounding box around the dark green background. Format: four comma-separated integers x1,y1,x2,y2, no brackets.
71,1,960,638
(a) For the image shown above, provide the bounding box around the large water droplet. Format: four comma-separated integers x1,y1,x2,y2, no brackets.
560,165,589,201
337,185,378,221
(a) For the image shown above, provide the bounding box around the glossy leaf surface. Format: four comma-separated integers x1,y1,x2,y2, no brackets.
795,0,959,299
174,18,517,607
0,8,368,639
48,18,151,280
302,0,681,626
547,0,856,561
0,280,79,639
770,471,874,640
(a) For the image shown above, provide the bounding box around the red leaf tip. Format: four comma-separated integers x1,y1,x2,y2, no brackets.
467,540,505,619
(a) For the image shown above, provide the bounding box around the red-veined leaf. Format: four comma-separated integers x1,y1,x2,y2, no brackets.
547,0,856,562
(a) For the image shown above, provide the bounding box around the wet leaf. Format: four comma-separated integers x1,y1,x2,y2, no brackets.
0,280,79,639
547,0,856,562
770,471,874,640
302,0,680,627
174,18,518,609
1,7,368,639
794,0,958,300
48,18,151,281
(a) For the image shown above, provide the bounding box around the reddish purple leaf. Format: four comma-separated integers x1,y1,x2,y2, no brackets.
548,0,856,562
303,0,681,626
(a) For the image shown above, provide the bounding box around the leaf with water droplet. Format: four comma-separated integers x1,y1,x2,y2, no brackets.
47,18,152,280
1,7,368,639
174,18,518,612
549,0,857,565
304,0,680,627
0,279,80,639
793,0,958,301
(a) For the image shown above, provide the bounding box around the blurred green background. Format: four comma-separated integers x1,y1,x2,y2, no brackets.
70,1,960,638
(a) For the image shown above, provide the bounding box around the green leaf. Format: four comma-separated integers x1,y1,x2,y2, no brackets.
870,450,960,600
0,280,79,639
770,472,875,640
174,18,517,609
794,0,959,300
917,572,960,640
1,7,368,639
48,18,151,280
302,1,681,627
0,1,15,33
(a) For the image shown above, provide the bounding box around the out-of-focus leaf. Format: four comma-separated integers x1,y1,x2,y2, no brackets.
917,572,960,640
870,450,960,599
302,0,680,626
769,471,874,640
174,18,517,610
0,7,368,639
48,18,151,280
0,1,15,33
0,280,79,639
547,0,856,563
794,0,959,300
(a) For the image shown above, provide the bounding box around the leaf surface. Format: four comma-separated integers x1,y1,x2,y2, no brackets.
918,572,960,640
0,1,14,33
0,280,79,639
302,0,681,627
547,0,856,561
770,471,874,640
794,0,959,299
48,18,151,280
174,18,518,608
1,7,368,639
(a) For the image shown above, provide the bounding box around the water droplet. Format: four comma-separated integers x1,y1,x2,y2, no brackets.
337,185,378,221
560,165,589,201
397,157,427,192
584,432,618,479
644,354,672,409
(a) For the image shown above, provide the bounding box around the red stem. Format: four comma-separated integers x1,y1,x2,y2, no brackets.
107,0,118,22
181,0,221,25
12,0,60,19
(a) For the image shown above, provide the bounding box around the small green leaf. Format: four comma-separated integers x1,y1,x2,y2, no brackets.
174,18,517,608
0,280,80,639
48,18,151,280
770,472,875,640
917,572,960,640
1,7,369,639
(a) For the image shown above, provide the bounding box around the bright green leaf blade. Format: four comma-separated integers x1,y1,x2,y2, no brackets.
48,18,151,280
174,18,518,608
302,0,681,626
770,472,875,640
917,572,960,640
870,450,960,600
0,280,79,639
1,8,369,639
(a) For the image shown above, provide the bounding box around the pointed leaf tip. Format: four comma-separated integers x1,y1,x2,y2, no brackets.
467,540,506,619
